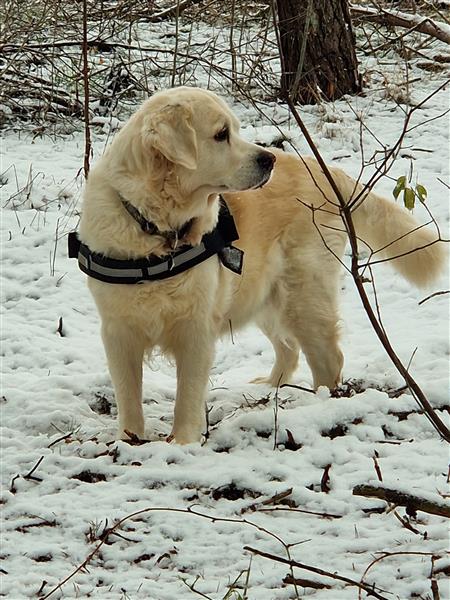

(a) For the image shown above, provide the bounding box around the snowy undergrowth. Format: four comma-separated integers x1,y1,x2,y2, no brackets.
1,42,450,600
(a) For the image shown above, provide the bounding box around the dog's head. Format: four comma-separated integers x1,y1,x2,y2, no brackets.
138,87,275,194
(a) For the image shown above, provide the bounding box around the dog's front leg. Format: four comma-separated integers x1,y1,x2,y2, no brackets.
101,319,146,440
170,322,215,444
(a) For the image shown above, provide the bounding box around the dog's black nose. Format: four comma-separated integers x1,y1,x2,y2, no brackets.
256,151,276,172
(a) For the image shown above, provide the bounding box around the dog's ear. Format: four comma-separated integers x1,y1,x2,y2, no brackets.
142,103,198,170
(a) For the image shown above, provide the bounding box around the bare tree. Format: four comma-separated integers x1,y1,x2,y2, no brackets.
274,0,361,104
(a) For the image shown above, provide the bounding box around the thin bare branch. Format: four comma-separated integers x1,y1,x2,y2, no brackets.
41,505,307,599
418,290,450,306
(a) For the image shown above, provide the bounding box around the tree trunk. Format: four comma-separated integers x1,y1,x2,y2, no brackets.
275,0,361,104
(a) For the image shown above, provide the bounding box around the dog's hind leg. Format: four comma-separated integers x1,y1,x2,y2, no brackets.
286,267,344,390
101,319,146,440
251,327,299,387
283,226,346,390
254,247,344,390
252,292,342,390
294,306,343,390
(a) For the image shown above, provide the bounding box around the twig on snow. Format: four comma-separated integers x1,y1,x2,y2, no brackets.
256,506,342,519
372,451,383,482
56,317,64,337
24,455,45,482
47,432,74,449
182,576,214,600
243,487,293,513
10,455,45,493
431,555,442,600
418,290,450,306
320,464,332,493
280,383,315,394
392,510,422,535
431,577,441,600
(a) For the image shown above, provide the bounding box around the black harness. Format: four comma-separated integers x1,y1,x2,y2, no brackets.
121,197,194,251
68,198,244,284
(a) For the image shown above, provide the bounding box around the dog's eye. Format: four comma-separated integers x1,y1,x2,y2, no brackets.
214,127,229,143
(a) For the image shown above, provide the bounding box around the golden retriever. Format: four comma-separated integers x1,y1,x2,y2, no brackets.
79,86,445,444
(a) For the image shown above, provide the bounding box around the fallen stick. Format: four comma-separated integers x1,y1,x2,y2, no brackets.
353,484,450,518
283,574,331,589
243,487,293,513
243,546,389,600
350,5,450,45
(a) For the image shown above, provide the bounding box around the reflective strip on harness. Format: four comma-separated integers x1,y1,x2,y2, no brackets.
68,200,243,284
77,242,207,280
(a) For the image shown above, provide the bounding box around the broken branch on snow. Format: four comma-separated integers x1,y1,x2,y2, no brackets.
353,484,450,518
350,5,450,45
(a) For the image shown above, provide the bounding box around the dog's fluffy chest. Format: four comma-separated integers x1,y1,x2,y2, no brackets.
89,257,224,341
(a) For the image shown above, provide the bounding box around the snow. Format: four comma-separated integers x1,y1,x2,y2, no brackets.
1,25,450,600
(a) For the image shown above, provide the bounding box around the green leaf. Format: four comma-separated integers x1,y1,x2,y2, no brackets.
415,183,427,203
393,175,407,200
403,187,415,210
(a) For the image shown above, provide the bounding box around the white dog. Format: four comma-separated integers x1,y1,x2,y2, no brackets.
77,87,445,444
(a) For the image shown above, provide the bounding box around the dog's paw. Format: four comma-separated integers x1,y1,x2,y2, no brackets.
251,376,269,384
168,428,203,445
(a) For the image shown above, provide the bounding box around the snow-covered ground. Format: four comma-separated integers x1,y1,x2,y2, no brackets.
1,32,450,600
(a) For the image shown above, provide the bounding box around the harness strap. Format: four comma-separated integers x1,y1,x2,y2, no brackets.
121,198,194,250
68,200,243,284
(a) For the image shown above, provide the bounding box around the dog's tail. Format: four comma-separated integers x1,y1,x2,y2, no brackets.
336,171,447,288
